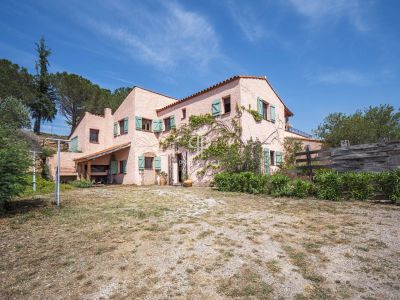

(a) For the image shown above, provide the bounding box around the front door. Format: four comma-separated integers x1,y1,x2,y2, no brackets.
143,156,156,185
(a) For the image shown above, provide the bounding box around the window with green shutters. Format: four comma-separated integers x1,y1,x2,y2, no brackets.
154,156,161,170
211,99,221,116
120,160,127,174
135,116,142,130
270,106,276,123
113,122,118,137
263,148,270,175
152,120,162,132
123,117,128,133
275,151,283,165
110,160,118,175
138,155,145,170
70,137,78,152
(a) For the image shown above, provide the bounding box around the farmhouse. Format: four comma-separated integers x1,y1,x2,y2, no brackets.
49,75,322,185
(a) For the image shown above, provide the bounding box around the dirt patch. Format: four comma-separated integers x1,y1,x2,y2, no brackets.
1,186,399,299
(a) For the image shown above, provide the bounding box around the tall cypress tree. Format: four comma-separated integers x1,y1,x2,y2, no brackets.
31,37,56,133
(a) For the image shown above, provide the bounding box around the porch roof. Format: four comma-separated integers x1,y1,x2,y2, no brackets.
74,142,131,163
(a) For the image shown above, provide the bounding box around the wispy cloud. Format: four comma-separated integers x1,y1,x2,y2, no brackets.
306,69,371,85
287,0,370,32
83,2,221,72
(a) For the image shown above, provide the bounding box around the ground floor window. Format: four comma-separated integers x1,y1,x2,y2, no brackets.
270,151,275,166
120,160,127,174
144,157,153,169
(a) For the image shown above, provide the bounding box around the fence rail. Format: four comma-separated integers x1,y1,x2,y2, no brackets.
295,140,400,179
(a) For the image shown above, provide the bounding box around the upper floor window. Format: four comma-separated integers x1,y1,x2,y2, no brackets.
89,129,99,143
182,108,186,119
262,101,268,121
119,120,125,135
164,117,172,131
142,118,152,131
223,96,231,114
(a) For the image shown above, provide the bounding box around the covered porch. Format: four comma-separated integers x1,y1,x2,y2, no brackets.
74,142,131,183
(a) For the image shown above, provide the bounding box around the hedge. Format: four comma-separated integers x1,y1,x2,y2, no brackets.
213,169,400,204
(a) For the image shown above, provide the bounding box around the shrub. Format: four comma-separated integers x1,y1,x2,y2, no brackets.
292,179,314,198
313,170,342,201
214,172,269,194
22,176,73,197
70,179,93,188
342,172,374,200
268,174,291,197
376,170,400,204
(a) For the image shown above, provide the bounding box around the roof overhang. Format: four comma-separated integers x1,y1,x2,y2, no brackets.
74,142,131,163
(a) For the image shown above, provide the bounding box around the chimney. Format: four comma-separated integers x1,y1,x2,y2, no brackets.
104,108,112,117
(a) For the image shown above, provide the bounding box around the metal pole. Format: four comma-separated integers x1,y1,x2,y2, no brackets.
32,151,36,192
57,140,61,206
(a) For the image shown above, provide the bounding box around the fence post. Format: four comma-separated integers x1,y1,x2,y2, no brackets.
305,145,312,180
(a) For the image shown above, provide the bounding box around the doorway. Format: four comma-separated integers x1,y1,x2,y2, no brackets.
177,153,183,183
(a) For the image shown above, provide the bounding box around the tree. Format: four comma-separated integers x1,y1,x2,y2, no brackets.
0,59,35,104
110,87,131,111
0,97,31,213
30,37,57,133
315,105,400,147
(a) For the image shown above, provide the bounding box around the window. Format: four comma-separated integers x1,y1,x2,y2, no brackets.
144,157,153,169
119,160,127,174
182,108,186,119
270,151,275,166
164,117,172,131
262,101,268,121
119,120,125,135
223,96,231,114
89,129,99,143
142,118,152,131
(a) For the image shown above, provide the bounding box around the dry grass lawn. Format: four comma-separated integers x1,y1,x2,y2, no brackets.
1,185,399,299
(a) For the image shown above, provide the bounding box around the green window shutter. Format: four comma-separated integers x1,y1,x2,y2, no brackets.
270,106,276,123
152,120,162,132
170,115,175,128
113,122,118,137
124,117,129,133
257,97,263,117
276,151,283,165
263,148,270,175
122,160,127,173
154,156,161,170
211,99,221,116
70,137,78,152
138,155,145,170
110,160,118,175
135,116,142,130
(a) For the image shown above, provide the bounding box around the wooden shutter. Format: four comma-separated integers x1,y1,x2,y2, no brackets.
124,117,129,133
263,148,270,175
211,99,221,116
138,155,145,170
257,97,263,117
152,120,162,132
270,106,276,123
154,156,161,170
276,151,283,165
135,116,142,130
70,137,78,152
110,160,118,175
113,122,118,137
170,116,175,128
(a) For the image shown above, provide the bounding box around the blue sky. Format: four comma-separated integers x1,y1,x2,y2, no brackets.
1,0,399,136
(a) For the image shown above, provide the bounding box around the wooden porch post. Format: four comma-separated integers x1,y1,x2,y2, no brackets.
87,160,92,181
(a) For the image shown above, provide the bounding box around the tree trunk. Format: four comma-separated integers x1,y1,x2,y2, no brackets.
33,116,41,134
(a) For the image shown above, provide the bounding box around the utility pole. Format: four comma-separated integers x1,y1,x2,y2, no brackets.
45,138,69,206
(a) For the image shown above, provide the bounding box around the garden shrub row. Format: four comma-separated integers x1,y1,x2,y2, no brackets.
214,169,400,203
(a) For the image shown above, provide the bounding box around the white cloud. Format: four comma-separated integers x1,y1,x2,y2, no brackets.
287,0,369,32
85,2,221,71
307,69,370,85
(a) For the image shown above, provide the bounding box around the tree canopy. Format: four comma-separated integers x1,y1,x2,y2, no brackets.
315,105,400,147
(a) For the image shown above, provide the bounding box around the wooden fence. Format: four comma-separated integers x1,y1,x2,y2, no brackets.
295,140,400,179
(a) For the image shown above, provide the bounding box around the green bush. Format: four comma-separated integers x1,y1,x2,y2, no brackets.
22,176,73,197
292,179,314,198
269,174,291,197
376,170,400,204
341,172,374,200
214,172,269,194
313,170,342,201
70,179,93,188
